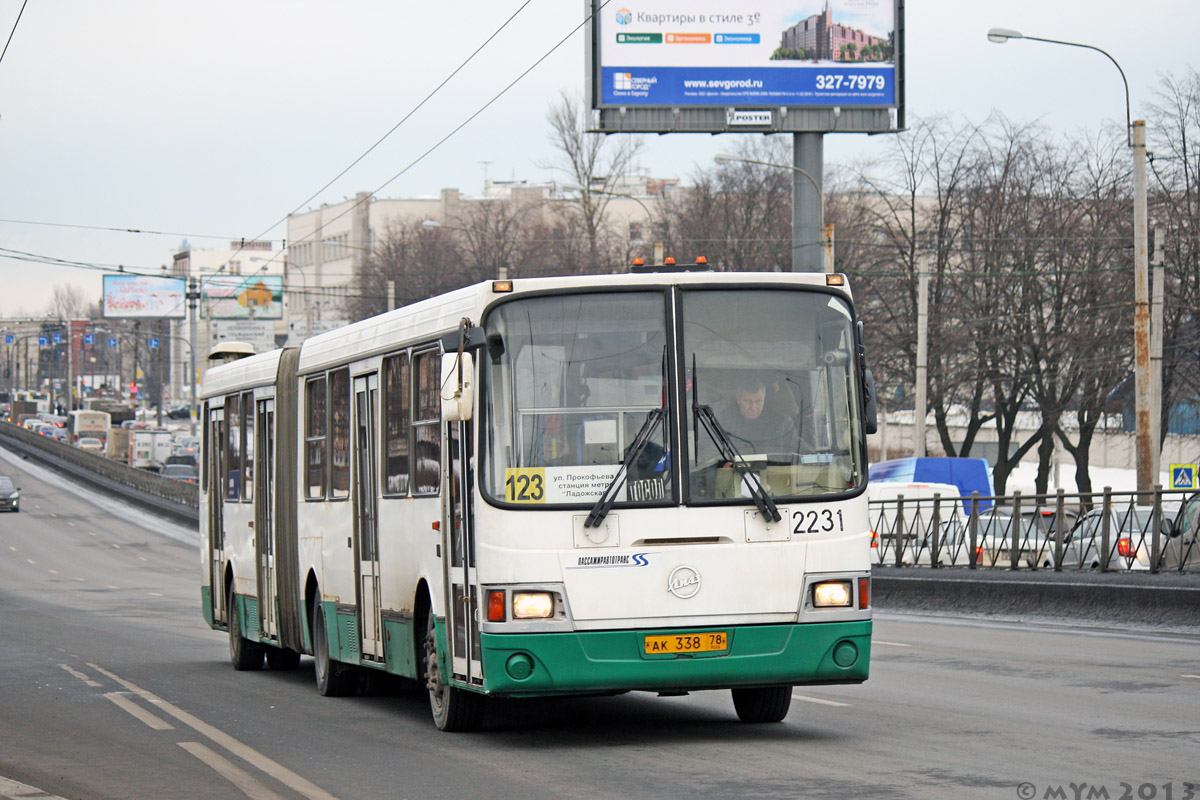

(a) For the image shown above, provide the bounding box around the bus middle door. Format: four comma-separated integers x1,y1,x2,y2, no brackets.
353,374,383,660
444,420,482,686
255,398,277,641
208,406,227,626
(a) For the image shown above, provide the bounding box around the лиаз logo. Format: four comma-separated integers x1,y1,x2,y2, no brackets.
616,8,632,25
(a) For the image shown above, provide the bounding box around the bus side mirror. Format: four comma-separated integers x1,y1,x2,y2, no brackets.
862,368,878,435
441,351,475,421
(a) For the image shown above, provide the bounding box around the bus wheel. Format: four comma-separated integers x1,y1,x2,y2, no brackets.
312,604,352,696
265,645,301,671
731,686,792,723
423,612,484,732
228,589,264,671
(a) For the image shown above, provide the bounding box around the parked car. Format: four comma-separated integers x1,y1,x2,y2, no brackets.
1160,494,1200,572
76,437,104,453
0,476,19,512
921,510,1055,568
160,464,198,483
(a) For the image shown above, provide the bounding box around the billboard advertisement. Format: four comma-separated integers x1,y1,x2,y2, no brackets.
595,1,897,108
102,275,187,319
202,275,284,320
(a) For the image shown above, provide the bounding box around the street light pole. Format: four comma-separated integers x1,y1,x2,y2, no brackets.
987,28,1156,492
713,152,834,273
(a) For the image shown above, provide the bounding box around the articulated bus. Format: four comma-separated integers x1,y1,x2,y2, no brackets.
199,269,878,731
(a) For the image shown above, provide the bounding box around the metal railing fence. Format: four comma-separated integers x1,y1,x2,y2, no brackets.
870,487,1200,573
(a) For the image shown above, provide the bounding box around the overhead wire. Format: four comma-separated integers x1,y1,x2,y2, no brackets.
0,0,29,68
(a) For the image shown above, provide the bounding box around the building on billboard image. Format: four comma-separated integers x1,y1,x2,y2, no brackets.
776,2,893,63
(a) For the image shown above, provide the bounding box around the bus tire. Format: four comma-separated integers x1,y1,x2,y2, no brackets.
731,685,792,723
228,588,264,671
423,611,484,732
265,645,301,671
313,604,352,697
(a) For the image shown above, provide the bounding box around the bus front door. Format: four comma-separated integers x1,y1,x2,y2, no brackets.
353,375,383,660
255,398,277,641
208,407,226,626
444,421,482,685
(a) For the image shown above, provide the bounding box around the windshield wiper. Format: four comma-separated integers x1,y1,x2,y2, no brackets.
690,356,780,522
584,407,665,529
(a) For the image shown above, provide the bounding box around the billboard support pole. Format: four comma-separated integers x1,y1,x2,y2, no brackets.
793,133,824,273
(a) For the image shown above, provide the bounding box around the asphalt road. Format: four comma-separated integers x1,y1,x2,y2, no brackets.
1,448,1198,800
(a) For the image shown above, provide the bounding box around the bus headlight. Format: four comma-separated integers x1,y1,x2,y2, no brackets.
512,591,555,619
812,581,852,608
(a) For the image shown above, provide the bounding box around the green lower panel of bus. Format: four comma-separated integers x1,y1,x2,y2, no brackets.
478,620,871,697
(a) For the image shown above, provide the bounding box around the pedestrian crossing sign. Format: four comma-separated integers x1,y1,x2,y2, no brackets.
1170,464,1197,490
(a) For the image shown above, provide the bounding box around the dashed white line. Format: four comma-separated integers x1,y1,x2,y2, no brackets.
873,640,911,647
105,692,174,731
792,694,851,707
58,663,102,688
178,742,288,800
88,663,339,800
1183,674,1200,680
0,775,69,800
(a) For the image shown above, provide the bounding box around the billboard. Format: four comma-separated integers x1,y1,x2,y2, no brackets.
588,0,903,133
102,275,187,319
202,275,284,320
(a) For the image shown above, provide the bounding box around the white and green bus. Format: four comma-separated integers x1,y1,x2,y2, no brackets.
199,268,878,731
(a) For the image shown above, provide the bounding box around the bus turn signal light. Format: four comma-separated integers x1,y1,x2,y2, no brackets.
858,577,870,609
487,590,506,622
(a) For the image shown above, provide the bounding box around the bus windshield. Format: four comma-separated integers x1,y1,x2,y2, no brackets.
480,287,865,509
481,291,670,507
682,289,864,502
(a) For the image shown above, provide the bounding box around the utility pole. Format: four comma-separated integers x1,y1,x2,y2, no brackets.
1132,120,1152,492
1150,228,1164,483
914,253,930,457
188,277,200,436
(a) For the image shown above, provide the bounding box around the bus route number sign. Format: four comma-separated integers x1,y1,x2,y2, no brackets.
505,468,546,504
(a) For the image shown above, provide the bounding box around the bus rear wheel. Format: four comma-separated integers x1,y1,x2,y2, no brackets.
423,611,484,732
731,685,792,723
228,588,264,671
312,604,353,696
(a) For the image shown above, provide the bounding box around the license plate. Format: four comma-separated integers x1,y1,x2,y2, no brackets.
644,631,728,655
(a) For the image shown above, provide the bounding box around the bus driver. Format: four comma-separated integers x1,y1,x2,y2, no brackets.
716,377,800,456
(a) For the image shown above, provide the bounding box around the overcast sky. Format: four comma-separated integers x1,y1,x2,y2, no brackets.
1,0,1196,317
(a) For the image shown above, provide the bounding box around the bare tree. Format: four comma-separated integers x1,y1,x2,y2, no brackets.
47,283,93,320
542,91,644,270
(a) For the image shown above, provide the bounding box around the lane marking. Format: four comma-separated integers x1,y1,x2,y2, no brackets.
110,543,121,549
87,663,339,800
179,742,289,800
1183,674,1200,680
792,694,851,707
49,569,58,574
0,775,70,800
58,663,102,688
26,559,35,565
7,545,15,551
873,640,911,647
105,692,174,731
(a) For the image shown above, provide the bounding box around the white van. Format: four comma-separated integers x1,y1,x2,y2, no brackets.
867,481,962,565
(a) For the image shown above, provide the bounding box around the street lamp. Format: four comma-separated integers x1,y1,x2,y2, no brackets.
987,28,1155,492
713,152,834,273
421,219,509,280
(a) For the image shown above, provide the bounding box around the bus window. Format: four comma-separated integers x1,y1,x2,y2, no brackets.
226,393,241,501
305,376,327,499
382,353,411,496
330,369,350,500
412,349,441,495
242,391,254,503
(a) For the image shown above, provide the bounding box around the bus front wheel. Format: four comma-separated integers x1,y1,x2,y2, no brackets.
731,686,792,723
423,611,484,732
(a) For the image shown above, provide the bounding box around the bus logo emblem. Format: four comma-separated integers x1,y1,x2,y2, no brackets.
668,566,701,599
